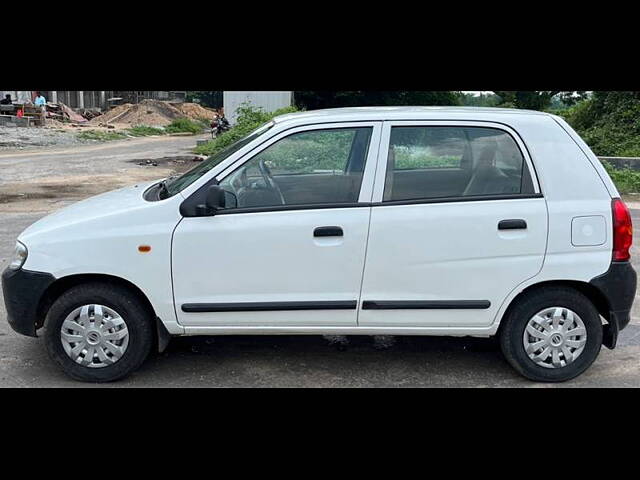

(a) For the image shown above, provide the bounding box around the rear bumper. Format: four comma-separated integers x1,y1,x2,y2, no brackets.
590,261,637,349
1,267,55,337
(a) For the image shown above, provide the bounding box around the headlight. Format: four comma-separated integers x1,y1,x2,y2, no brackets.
9,242,28,270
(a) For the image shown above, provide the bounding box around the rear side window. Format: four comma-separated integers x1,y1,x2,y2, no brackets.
383,126,535,202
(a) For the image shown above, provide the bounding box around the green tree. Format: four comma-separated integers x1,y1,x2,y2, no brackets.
294,91,461,110
562,91,640,156
493,91,588,110
557,91,588,106
458,92,501,107
185,91,223,108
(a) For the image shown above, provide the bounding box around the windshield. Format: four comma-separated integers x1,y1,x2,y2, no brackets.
164,121,274,197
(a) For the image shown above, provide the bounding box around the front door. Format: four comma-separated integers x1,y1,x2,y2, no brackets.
172,123,381,328
359,122,548,328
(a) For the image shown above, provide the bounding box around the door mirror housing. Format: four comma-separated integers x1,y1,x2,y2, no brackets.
206,185,226,210
195,185,226,216
182,183,237,217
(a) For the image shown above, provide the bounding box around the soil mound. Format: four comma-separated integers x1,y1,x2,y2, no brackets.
173,102,217,121
90,99,186,126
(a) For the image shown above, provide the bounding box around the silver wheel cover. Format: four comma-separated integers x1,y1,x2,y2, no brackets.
523,307,587,369
60,304,129,368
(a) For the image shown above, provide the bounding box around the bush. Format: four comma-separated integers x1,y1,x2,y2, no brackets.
194,104,299,156
196,117,212,129
559,99,594,131
127,125,165,137
165,118,204,134
562,92,640,157
77,130,127,141
255,129,353,173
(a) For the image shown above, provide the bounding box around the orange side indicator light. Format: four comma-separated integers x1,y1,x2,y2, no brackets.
138,245,152,253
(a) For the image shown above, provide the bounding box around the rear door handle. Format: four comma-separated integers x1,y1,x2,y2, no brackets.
498,219,527,230
314,226,343,237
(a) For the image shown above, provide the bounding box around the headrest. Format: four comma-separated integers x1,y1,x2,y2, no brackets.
476,138,498,167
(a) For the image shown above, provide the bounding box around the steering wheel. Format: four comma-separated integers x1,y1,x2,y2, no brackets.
258,159,286,205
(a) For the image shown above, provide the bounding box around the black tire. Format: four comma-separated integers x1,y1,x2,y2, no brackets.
499,286,603,382
44,282,154,382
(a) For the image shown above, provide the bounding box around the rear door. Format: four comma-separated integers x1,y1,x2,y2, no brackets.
359,121,548,328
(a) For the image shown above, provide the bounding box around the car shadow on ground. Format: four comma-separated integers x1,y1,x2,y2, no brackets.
131,334,528,388
11,333,613,387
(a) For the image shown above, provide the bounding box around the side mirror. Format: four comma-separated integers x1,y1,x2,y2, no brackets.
195,185,226,216
206,185,226,210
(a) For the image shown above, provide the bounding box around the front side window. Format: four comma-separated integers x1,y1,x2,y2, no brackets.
163,121,274,197
219,127,372,209
384,126,534,202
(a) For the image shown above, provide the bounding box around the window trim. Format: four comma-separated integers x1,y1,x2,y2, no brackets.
371,193,543,208
214,201,370,216
371,121,542,205
189,193,544,217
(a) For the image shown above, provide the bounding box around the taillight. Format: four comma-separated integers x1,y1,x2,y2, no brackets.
612,198,633,261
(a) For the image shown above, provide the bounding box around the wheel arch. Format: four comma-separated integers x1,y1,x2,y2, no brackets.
497,279,611,335
36,273,157,331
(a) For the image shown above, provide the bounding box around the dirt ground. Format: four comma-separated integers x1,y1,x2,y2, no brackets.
0,136,207,213
0,124,157,151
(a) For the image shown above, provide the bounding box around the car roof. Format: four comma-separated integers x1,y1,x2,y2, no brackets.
273,106,552,126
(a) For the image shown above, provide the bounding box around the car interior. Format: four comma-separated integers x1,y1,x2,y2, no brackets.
385,128,528,202
220,128,372,208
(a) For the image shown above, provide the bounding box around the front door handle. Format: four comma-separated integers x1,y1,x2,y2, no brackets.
314,226,343,237
498,219,527,230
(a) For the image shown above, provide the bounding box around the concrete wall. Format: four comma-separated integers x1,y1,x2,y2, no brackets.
599,157,640,170
224,91,293,125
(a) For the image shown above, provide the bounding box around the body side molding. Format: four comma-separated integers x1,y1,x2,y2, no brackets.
361,300,491,310
182,300,358,313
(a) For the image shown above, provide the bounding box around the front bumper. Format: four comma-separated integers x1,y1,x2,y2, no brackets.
590,261,637,349
1,267,55,337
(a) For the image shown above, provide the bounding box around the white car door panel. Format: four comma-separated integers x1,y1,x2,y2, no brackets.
172,123,381,327
359,198,547,327
173,208,371,326
359,121,548,328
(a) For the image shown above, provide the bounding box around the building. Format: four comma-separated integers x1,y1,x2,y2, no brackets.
0,91,187,110
223,91,294,125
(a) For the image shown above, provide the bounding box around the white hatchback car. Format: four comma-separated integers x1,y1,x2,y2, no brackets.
2,107,636,383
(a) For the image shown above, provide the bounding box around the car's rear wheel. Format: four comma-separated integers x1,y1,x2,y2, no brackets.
44,282,154,382
499,286,603,382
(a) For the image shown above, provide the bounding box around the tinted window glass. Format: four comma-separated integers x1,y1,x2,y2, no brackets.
219,127,372,209
384,126,533,202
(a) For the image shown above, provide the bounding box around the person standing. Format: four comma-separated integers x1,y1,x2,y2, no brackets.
216,108,230,133
34,92,47,125
34,92,47,107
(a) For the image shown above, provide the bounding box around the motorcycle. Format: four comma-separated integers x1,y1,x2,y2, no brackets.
211,115,231,138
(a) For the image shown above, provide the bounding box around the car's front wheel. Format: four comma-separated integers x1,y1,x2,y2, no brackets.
44,282,154,382
499,286,603,382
